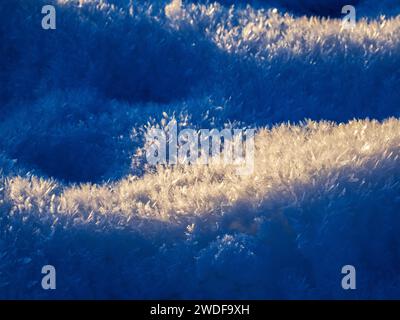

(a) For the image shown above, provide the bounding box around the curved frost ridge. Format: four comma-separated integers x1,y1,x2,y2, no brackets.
1,118,400,298
166,1,400,58
4,118,400,222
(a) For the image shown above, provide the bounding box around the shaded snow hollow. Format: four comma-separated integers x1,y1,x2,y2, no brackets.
0,0,399,298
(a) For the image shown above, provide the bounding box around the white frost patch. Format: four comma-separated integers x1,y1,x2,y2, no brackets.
165,0,183,19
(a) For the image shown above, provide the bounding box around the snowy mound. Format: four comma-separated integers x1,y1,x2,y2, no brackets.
0,0,399,298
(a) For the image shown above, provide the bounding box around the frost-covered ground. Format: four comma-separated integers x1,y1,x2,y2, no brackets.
0,0,399,299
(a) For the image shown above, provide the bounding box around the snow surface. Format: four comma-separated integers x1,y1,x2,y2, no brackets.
0,0,400,299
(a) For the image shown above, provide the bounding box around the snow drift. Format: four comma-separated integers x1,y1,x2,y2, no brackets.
0,0,399,299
